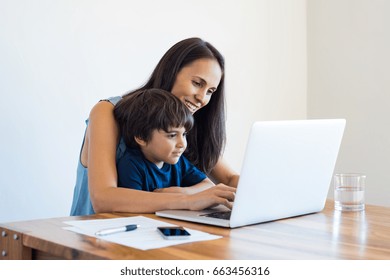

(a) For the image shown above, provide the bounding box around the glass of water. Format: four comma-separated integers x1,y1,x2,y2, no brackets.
334,173,365,211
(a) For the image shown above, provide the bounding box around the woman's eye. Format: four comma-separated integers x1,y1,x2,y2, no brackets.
192,81,201,87
167,134,176,138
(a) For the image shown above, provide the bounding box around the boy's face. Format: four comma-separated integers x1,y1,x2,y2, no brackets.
137,127,187,168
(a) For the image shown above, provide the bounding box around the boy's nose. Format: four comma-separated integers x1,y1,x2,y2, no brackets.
176,136,186,148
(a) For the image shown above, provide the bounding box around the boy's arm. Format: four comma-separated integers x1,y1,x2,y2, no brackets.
180,178,215,194
154,178,215,194
154,156,215,194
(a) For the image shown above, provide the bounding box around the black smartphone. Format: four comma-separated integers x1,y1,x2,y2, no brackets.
157,226,191,240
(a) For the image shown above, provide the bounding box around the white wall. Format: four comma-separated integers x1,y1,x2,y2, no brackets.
0,0,307,222
307,0,390,206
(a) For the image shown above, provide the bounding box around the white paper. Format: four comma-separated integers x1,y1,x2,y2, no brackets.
63,216,221,250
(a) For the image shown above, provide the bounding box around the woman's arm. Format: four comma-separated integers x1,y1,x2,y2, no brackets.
84,101,235,213
210,157,240,188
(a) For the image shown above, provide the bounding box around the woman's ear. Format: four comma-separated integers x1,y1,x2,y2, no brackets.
134,136,147,147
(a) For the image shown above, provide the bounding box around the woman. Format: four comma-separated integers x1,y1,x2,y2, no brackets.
70,37,239,216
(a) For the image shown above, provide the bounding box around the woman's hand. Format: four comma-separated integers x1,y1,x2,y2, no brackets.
184,184,236,211
154,182,235,210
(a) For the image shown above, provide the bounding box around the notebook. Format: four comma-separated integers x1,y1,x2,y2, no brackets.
156,119,346,228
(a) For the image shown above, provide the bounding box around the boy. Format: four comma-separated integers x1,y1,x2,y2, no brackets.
114,88,214,193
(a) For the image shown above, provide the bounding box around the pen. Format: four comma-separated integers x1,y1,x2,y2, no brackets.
95,224,139,236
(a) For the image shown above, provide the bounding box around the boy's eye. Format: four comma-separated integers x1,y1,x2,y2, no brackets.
167,133,176,138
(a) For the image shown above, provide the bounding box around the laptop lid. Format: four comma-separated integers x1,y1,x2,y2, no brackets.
156,119,346,228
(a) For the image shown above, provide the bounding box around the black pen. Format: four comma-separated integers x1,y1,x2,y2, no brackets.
95,224,139,236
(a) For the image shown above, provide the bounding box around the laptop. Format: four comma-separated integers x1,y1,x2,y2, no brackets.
156,119,346,228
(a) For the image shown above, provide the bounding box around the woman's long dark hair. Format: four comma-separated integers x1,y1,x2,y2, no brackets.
123,37,226,174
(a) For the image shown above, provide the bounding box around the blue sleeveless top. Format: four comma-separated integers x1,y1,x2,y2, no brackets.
70,96,125,216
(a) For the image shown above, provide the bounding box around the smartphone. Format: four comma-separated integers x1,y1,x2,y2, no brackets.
157,226,191,240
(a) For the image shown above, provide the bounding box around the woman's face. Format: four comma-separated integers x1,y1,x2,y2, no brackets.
171,58,222,114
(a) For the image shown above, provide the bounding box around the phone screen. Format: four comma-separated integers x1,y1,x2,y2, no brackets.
157,226,191,239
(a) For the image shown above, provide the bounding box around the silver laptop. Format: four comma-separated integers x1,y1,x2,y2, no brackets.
156,119,346,228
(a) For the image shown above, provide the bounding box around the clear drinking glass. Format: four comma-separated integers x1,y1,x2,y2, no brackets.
334,173,365,211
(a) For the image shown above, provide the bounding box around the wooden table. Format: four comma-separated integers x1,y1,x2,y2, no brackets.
1,201,390,260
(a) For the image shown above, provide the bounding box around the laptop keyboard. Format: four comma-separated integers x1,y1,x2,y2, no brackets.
201,211,231,220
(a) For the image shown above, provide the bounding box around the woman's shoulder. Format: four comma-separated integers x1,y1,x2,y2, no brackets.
100,96,122,106
89,96,122,118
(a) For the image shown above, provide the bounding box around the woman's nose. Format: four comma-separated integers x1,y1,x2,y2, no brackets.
195,90,207,107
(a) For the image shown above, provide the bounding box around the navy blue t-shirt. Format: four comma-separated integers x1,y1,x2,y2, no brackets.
117,148,207,191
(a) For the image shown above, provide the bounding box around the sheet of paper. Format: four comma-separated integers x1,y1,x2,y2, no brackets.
63,216,221,251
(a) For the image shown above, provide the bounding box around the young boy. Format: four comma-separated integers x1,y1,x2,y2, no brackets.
114,88,214,193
